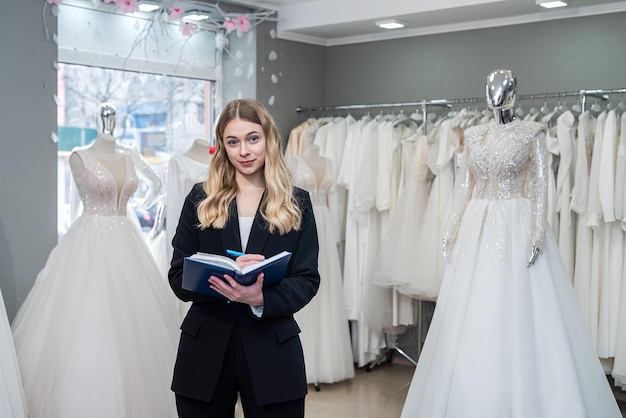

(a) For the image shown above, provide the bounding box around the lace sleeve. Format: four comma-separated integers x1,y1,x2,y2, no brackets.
527,128,548,251
442,140,474,250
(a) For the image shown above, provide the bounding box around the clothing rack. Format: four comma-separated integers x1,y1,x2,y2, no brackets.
295,87,626,121
295,86,625,372
296,100,451,135
365,329,418,372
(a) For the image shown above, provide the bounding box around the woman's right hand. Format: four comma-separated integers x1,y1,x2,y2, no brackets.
235,253,265,269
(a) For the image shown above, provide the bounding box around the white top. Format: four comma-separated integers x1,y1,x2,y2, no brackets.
239,216,254,252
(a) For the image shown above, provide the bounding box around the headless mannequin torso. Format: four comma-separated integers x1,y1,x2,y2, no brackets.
296,142,327,186
183,138,213,165
69,103,163,212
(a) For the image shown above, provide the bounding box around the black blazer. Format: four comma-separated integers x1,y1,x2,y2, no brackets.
169,184,320,406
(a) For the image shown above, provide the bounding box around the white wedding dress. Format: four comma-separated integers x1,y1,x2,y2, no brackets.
290,155,355,385
400,120,621,418
11,149,180,418
0,290,27,418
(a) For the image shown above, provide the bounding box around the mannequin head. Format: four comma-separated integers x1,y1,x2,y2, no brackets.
485,69,517,124
97,102,117,135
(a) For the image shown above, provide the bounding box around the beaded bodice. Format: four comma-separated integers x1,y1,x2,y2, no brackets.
443,120,548,250
466,120,546,200
72,150,138,216
290,155,334,206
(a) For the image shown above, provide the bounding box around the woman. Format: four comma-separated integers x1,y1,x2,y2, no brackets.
169,98,320,417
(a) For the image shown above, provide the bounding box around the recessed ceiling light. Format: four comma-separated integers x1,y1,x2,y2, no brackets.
536,1,568,8
138,2,159,12
376,19,406,30
183,13,210,22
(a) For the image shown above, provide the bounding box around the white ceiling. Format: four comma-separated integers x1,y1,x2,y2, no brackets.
228,0,626,46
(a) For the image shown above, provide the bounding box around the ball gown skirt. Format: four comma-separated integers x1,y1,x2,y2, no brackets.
0,289,28,418
11,213,180,418
400,197,621,418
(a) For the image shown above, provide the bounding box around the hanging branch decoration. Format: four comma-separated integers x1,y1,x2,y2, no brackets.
44,0,276,63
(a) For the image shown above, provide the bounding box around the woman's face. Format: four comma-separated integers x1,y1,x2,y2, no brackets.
223,117,267,180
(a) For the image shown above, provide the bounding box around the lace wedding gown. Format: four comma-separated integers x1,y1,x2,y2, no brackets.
11,149,180,418
400,120,621,418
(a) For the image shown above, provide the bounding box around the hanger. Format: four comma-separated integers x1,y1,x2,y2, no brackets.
617,94,626,115
590,99,603,114
393,108,422,129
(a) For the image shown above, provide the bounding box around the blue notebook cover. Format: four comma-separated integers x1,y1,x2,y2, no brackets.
182,251,292,299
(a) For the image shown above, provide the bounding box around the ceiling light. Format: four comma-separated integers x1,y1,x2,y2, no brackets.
536,1,568,8
376,19,406,30
138,2,159,12
183,13,210,22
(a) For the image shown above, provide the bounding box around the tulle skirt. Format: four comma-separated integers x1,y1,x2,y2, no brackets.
12,215,180,418
400,198,621,418
0,289,27,418
295,206,354,384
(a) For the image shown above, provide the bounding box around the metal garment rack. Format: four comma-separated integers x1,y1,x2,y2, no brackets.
295,87,626,371
296,87,626,129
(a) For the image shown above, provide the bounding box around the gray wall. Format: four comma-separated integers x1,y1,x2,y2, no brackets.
324,12,626,107
223,29,257,106
256,21,326,144
0,2,58,320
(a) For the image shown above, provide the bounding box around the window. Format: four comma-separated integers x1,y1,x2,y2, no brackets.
57,63,216,237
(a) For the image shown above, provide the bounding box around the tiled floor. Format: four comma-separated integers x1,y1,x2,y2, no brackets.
233,358,412,418
235,356,626,417
302,360,412,417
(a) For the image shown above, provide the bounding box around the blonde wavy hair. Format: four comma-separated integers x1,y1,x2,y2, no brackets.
197,99,302,234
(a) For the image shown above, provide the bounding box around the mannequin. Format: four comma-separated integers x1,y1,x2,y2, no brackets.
165,138,212,317
297,141,327,186
183,137,213,165
485,69,539,265
66,103,163,227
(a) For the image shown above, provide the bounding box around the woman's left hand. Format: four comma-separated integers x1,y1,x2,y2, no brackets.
526,245,541,267
208,271,265,307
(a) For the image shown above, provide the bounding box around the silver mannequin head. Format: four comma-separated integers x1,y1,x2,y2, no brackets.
97,102,117,135
485,69,517,124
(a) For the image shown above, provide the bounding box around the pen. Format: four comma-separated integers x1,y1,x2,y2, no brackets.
226,249,245,257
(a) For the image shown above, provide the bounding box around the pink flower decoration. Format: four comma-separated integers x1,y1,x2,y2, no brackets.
169,6,184,20
46,0,62,5
181,22,198,37
223,17,237,34
118,0,139,13
235,14,251,34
